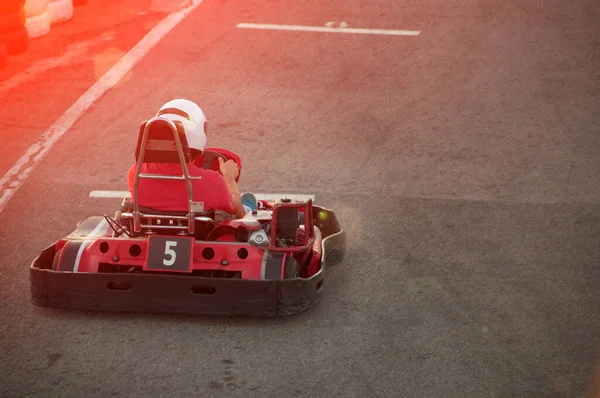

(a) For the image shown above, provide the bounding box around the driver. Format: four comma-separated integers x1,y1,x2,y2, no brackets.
127,99,251,219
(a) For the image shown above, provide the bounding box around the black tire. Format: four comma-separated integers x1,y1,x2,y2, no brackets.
52,248,63,271
0,26,27,55
283,256,299,279
0,10,24,33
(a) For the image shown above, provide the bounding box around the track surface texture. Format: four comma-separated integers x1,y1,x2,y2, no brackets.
1,0,599,397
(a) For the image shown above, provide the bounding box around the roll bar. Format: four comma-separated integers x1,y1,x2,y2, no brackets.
132,116,204,235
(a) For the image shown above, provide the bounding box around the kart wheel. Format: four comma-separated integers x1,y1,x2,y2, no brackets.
51,248,63,270
283,256,299,279
0,27,28,54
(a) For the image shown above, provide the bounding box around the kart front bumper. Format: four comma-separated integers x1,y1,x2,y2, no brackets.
29,231,346,317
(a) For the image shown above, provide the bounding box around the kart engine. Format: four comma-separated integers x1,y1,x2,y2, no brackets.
244,206,305,248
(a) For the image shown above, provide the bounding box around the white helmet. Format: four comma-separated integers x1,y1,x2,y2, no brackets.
156,99,207,152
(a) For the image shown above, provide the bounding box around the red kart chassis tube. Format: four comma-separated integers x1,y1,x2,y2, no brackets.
29,207,346,317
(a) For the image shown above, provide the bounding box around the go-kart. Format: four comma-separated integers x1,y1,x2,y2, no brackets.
29,116,346,317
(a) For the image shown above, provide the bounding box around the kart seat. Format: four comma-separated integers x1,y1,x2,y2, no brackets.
128,118,216,239
119,199,216,240
120,199,215,218
134,119,194,164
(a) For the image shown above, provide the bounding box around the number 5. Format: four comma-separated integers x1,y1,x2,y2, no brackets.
163,241,177,266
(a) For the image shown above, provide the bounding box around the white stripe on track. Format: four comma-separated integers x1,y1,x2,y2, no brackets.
236,23,421,36
0,0,203,215
89,190,130,198
88,190,316,202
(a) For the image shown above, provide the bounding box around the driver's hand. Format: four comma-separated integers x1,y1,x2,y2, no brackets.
218,157,239,181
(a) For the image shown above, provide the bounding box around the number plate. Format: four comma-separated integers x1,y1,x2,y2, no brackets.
146,236,194,272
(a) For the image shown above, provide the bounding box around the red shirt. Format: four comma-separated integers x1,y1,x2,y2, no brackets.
127,163,235,213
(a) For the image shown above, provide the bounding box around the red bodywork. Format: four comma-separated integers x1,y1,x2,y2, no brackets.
52,202,324,280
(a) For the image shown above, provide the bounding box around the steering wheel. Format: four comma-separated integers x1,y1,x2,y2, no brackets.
197,149,241,182
200,149,227,169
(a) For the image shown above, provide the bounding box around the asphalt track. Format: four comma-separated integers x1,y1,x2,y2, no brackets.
1,0,600,397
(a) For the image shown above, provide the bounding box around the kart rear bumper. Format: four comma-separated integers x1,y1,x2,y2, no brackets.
29,230,345,317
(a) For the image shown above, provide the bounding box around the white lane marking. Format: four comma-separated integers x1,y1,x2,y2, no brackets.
73,240,92,273
88,190,316,202
0,0,203,215
254,193,316,202
0,32,114,95
325,21,348,28
236,23,421,36
90,190,130,198
88,190,600,205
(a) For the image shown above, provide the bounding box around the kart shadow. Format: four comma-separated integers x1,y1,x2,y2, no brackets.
36,303,317,327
